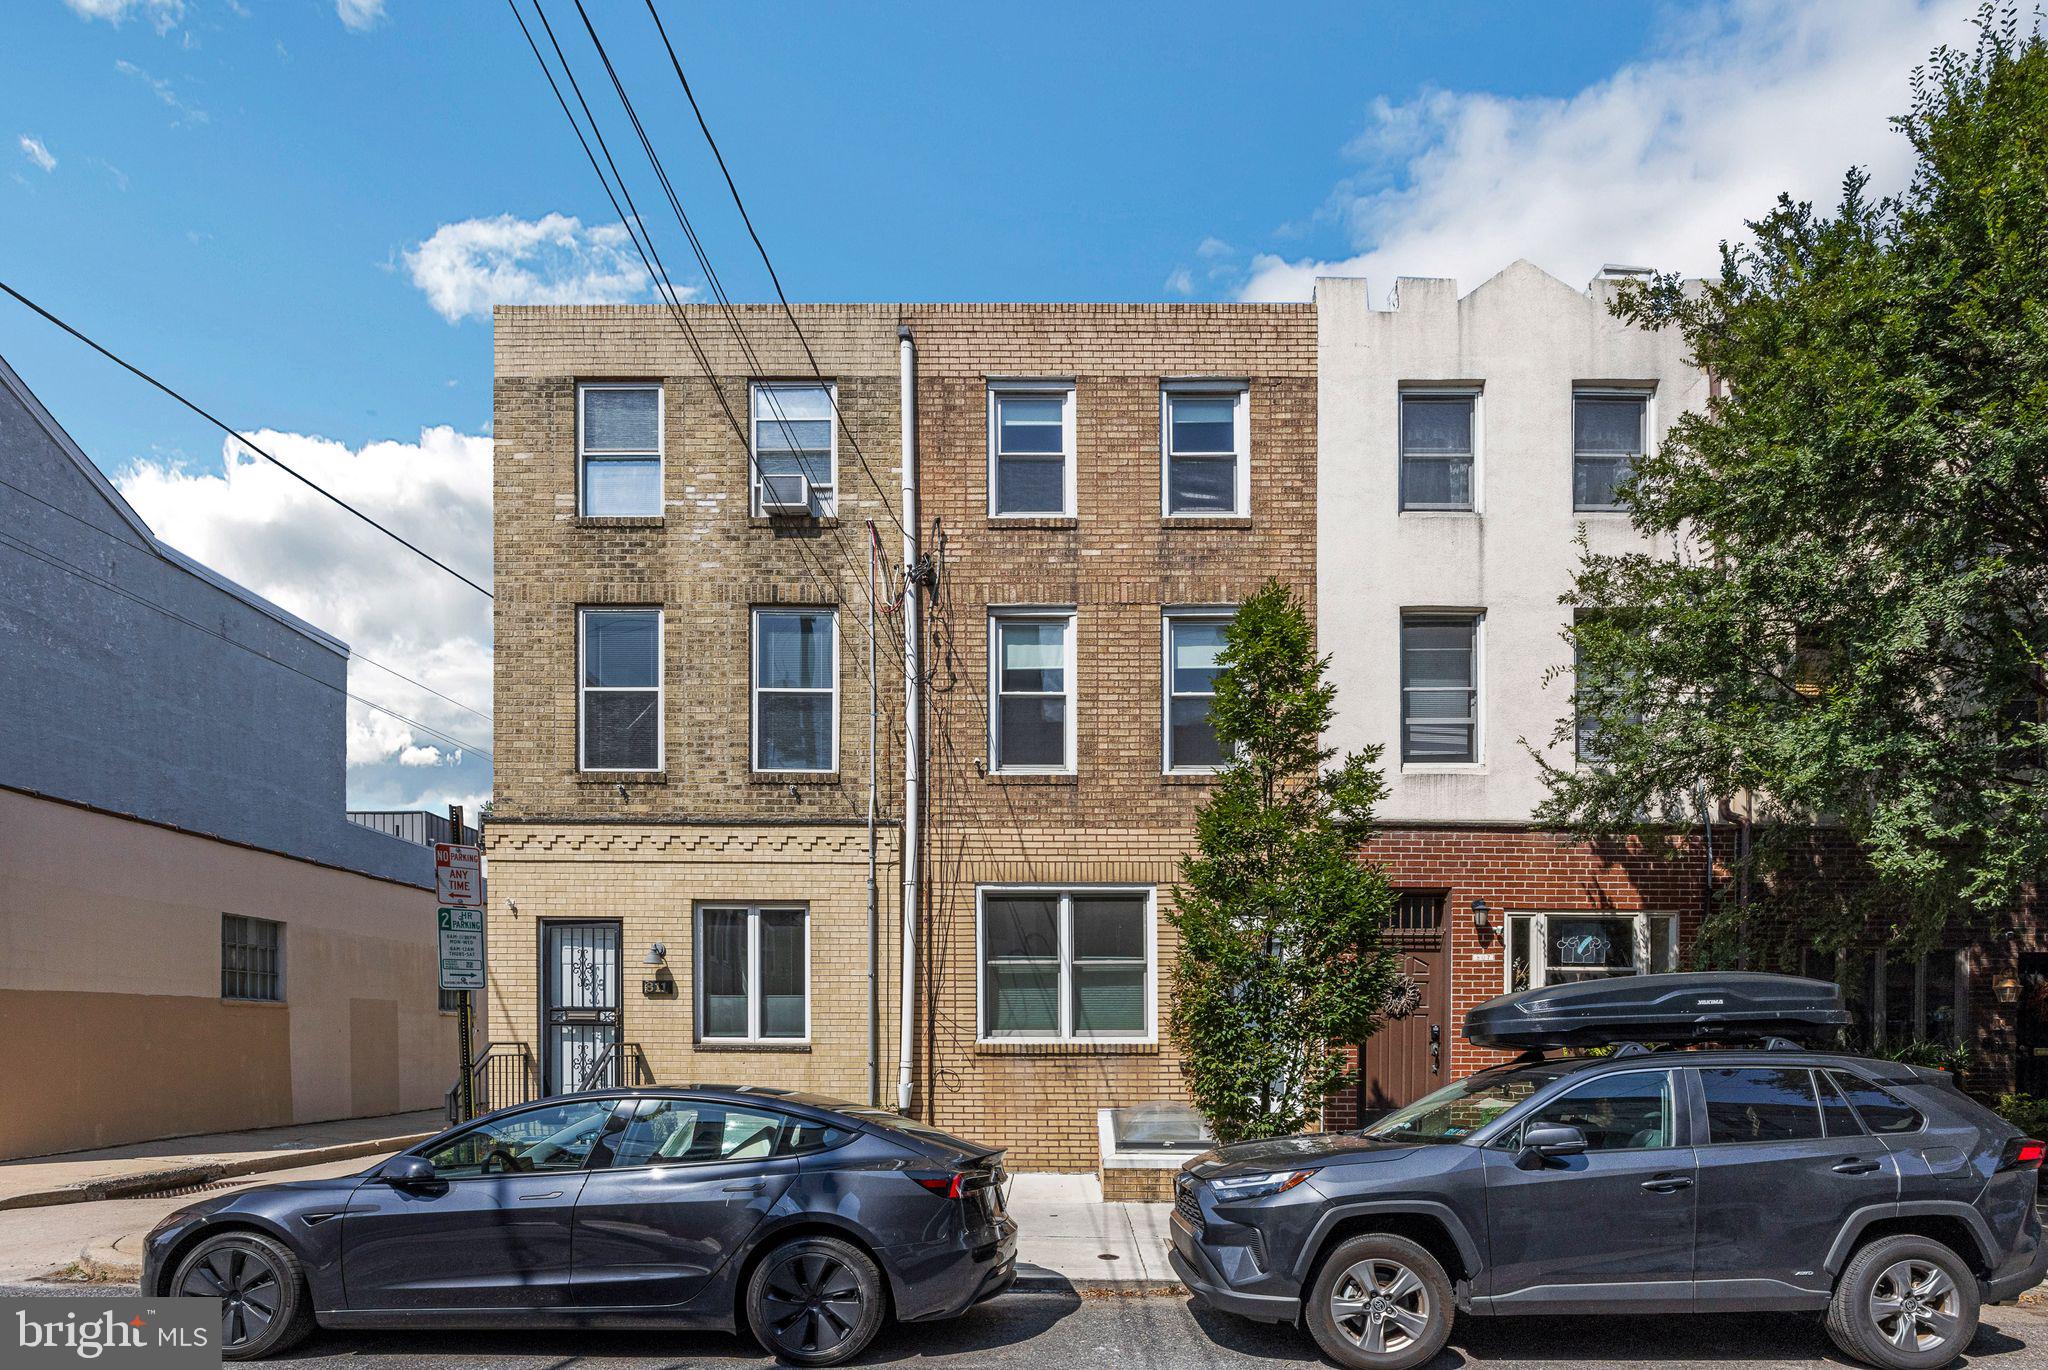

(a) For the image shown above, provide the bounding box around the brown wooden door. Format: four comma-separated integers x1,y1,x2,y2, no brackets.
1357,893,1449,1121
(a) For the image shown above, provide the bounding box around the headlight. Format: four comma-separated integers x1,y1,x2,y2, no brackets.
1205,1169,1317,1202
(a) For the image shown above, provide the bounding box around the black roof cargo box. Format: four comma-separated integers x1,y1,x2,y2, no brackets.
1464,972,1850,1051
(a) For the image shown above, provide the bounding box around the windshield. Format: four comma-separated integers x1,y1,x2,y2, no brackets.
1361,1064,1577,1143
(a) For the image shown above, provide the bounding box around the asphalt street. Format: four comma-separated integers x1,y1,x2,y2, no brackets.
5,1281,2048,1367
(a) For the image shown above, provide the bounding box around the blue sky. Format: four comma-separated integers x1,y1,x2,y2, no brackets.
1,0,1977,815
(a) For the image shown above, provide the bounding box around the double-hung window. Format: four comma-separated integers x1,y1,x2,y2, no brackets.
751,382,835,516
990,610,1074,772
752,608,836,773
579,608,662,772
1164,610,1231,772
1162,384,1247,516
697,904,808,1042
222,914,283,1002
1399,391,1476,511
979,889,1152,1040
1400,612,1480,763
989,384,1074,516
1573,390,1648,511
578,383,662,517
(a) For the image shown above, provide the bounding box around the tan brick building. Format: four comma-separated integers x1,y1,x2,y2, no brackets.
488,304,906,1106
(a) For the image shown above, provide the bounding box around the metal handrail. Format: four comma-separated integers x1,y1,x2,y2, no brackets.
444,1041,535,1125
576,1040,653,1093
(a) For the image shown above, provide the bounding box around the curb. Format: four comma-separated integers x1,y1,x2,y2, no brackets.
0,1131,436,1214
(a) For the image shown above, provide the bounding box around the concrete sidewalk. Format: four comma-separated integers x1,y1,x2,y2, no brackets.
1007,1172,1177,1289
0,1111,442,1212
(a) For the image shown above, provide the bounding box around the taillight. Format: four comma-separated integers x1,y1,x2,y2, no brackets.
2002,1138,2046,1171
910,1172,967,1199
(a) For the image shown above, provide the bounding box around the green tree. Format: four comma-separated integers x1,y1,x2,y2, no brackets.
1170,581,1397,1142
1542,9,2048,966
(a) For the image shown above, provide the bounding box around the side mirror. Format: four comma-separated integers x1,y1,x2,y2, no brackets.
378,1154,437,1186
1518,1123,1588,1164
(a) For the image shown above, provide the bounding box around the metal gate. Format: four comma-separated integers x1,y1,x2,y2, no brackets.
541,920,621,1094
1357,892,1448,1121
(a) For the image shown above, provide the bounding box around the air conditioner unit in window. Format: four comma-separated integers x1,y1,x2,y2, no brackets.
759,473,811,515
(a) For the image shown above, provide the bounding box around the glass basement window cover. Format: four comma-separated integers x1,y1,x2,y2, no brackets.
1108,1100,1213,1152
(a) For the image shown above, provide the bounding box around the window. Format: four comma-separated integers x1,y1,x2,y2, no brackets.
989,385,1073,516
422,1099,617,1178
979,889,1151,1041
1519,1070,1675,1151
1700,1066,1824,1144
990,611,1074,772
1826,1071,1923,1134
1503,911,1680,990
1162,385,1247,516
608,1098,789,1168
696,904,808,1042
1807,947,1967,1049
579,383,662,517
579,609,662,772
752,609,836,773
751,382,835,516
1573,390,1647,511
221,914,282,1001
1401,613,1479,763
1164,611,1231,772
1399,392,1476,511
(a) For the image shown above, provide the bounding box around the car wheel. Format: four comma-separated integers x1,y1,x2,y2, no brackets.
745,1234,887,1367
172,1230,315,1362
1825,1233,1979,1370
1304,1233,1454,1370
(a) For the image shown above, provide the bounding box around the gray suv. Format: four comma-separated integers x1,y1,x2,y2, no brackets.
1170,975,2048,1370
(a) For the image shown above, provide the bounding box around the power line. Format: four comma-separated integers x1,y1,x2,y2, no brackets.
0,471,493,726
0,528,492,760
638,0,909,545
0,279,494,601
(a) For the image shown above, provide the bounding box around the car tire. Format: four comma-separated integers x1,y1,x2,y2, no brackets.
1825,1233,1979,1370
170,1230,316,1362
1304,1233,1455,1370
745,1234,888,1367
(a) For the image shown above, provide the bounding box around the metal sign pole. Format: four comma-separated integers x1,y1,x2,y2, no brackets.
450,804,475,1122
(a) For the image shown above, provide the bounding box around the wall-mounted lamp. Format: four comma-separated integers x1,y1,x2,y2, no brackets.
643,942,668,967
506,899,519,917
615,782,630,803
1471,898,1493,933
1996,974,2022,1006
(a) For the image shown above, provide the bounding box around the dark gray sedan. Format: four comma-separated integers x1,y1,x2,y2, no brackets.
140,1087,1016,1365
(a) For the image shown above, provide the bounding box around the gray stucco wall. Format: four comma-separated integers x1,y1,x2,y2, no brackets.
0,362,429,888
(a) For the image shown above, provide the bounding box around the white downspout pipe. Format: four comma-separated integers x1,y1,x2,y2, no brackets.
897,324,921,1115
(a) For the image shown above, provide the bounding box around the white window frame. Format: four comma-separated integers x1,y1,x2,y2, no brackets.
1399,609,1485,769
750,607,839,774
988,607,1077,774
577,607,665,774
1159,380,1250,518
221,913,285,1002
1162,607,1234,774
1503,911,1681,991
749,380,837,517
577,382,664,518
987,381,1077,518
693,902,811,1044
1397,386,1483,514
975,885,1156,1044
1571,385,1655,514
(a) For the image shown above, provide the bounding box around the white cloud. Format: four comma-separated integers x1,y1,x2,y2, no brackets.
115,59,208,126
1231,0,1979,302
1163,266,1193,296
18,136,56,173
64,0,182,33
403,213,660,324
115,424,493,814
335,0,384,32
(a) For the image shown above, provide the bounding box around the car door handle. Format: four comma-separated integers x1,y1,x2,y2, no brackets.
1641,1176,1693,1193
723,1181,767,1193
1832,1159,1882,1175
517,1191,564,1201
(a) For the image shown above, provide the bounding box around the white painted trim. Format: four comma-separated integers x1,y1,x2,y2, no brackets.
1159,382,1250,518
1507,909,1680,990
577,381,665,518
577,606,665,773
974,885,1157,1045
987,381,1077,518
749,606,840,774
693,901,812,1045
988,606,1077,775
1161,606,1236,774
748,380,838,517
